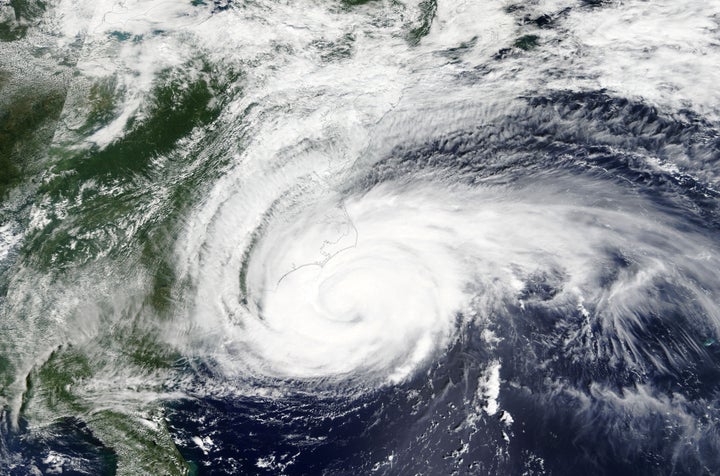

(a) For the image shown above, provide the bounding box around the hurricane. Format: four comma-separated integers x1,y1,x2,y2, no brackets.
1,0,720,474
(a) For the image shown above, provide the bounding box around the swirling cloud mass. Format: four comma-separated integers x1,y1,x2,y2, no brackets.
1,0,720,474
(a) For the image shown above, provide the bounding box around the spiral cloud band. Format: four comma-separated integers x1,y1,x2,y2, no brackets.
179,168,720,395
4,0,720,472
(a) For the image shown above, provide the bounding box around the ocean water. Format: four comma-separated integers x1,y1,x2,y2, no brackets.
1,0,720,474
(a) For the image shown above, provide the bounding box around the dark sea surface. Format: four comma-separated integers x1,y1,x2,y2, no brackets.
1,1,720,474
